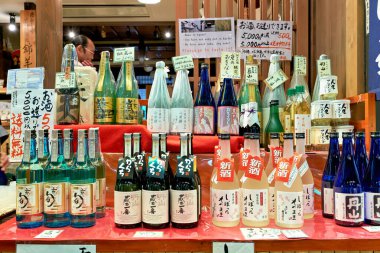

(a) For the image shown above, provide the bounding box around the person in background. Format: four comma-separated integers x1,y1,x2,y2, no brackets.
71,35,95,67
1,152,9,172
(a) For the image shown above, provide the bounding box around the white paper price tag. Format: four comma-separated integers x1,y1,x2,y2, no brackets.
133,231,164,238
362,226,380,232
240,228,280,239
213,242,254,253
34,230,64,239
281,229,308,239
172,55,194,72
317,59,331,76
294,55,307,75
55,72,76,89
264,69,288,91
245,64,258,84
17,245,96,253
114,47,135,62
221,52,241,79
319,75,338,96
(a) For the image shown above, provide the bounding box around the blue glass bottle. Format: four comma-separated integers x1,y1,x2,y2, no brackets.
334,132,364,226
217,78,239,135
363,132,380,225
194,63,216,135
322,132,340,218
354,132,368,181
37,129,50,168
44,130,71,227
70,129,96,228
16,130,44,228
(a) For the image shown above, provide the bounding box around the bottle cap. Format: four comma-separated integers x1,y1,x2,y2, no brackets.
370,132,380,138
296,133,305,139
270,133,279,139
270,100,279,106
156,61,165,69
152,133,160,141
218,134,230,140
287,88,295,96
63,129,73,139
246,55,254,64
342,132,353,138
159,133,167,140
355,132,365,138
51,130,59,139
320,54,329,60
124,133,132,140
329,132,339,138
283,133,293,139
270,54,280,63
201,63,209,68
295,85,305,93
244,133,259,140
133,133,141,138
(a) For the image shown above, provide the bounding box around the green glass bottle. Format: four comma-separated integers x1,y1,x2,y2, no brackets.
43,129,70,228
16,130,44,228
115,61,140,124
89,128,106,218
94,51,116,124
37,129,50,168
70,129,96,228
264,100,284,150
63,129,75,168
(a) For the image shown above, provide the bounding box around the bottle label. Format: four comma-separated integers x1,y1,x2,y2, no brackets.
323,187,334,215
44,182,68,214
142,190,169,224
170,108,193,133
56,94,80,124
295,114,311,145
271,146,283,169
335,192,364,222
214,145,221,167
275,158,291,183
70,183,96,215
147,108,170,133
94,97,114,123
211,189,239,222
239,149,250,172
267,169,276,184
240,102,259,128
284,165,299,188
284,114,291,133
51,139,58,162
194,106,215,134
116,98,139,124
176,156,194,178
16,183,43,215
24,141,31,162
365,192,380,221
77,139,85,163
319,76,338,96
298,160,310,177
246,155,264,181
170,189,198,224
276,191,303,225
242,188,268,221
147,157,166,179
133,152,146,174
217,106,239,135
217,158,235,182
269,186,275,217
89,139,96,159
114,190,142,225
332,101,351,119
64,139,71,160
118,158,136,180
96,178,106,207
303,184,314,214
311,102,332,119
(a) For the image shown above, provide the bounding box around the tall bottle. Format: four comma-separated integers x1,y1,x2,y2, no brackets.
56,43,80,125
239,56,262,136
194,64,216,135
43,129,70,228
115,60,140,125
94,51,116,124
334,132,364,227
142,134,170,229
37,129,50,168
294,86,311,146
290,56,311,104
114,133,142,228
63,129,75,167
188,133,202,218
147,61,171,133
241,133,269,227
210,134,240,227
217,78,239,135
88,128,106,218
238,133,260,181
171,70,193,134
16,130,44,228
70,129,96,228
283,88,296,134
264,100,284,150
312,54,330,102
321,132,340,218
274,133,304,228
354,132,368,181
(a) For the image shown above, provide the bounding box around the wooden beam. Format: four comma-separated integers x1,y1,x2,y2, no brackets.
175,0,187,56
296,0,309,83
20,10,36,69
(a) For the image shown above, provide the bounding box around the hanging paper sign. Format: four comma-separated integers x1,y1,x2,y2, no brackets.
317,59,331,76
271,146,283,168
117,158,135,180
176,156,194,178
246,155,264,181
133,151,146,174
217,158,235,182
6,67,44,94
172,55,194,72
114,47,135,62
245,64,259,84
239,149,251,172
147,157,165,179
213,242,254,253
264,69,288,91
236,19,293,60
55,72,76,89
294,56,307,75
221,52,241,79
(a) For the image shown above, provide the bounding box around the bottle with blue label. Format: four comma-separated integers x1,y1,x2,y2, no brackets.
334,132,364,227
354,132,368,181
217,78,239,135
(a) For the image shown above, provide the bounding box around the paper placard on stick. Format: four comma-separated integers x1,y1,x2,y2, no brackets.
221,52,241,79
114,47,135,62
294,56,307,75
317,59,331,76
245,64,259,84
55,72,76,89
6,67,44,94
264,69,288,90
172,55,194,72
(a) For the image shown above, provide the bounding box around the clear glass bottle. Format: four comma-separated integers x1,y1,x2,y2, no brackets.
16,130,44,228
283,88,296,134
312,54,330,102
37,129,50,168
290,56,311,104
354,132,368,181
217,78,239,135
264,100,284,150
294,86,311,146
63,129,75,168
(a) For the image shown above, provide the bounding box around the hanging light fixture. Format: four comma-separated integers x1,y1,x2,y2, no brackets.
138,0,161,4
8,13,16,32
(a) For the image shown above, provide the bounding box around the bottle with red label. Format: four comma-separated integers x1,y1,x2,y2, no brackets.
210,134,240,227
241,133,269,227
217,78,239,135
274,133,304,228
238,133,260,182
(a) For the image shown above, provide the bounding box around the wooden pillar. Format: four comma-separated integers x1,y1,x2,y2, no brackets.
36,0,62,89
20,10,36,68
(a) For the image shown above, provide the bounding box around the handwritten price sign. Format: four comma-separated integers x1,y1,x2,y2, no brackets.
264,69,288,91
114,47,135,62
245,64,259,84
172,55,194,72
221,52,241,79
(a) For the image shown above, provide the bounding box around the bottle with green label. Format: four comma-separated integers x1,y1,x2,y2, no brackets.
312,54,329,102
264,100,284,150
94,51,116,124
290,55,311,104
115,60,140,125
37,129,50,168
63,129,75,168
16,130,44,228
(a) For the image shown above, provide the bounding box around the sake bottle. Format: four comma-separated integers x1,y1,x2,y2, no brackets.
283,88,296,134
16,130,44,228
312,54,330,102
132,133,146,178
217,78,239,135
290,56,311,104
188,133,202,219
194,63,216,135
264,100,284,150
63,129,75,168
321,132,340,218
171,70,193,134
238,133,259,182
241,133,269,227
354,132,368,181
114,133,142,228
147,61,171,133
274,133,304,228
294,86,311,146
115,60,140,125
295,133,314,219
43,129,70,228
160,133,173,184
210,134,240,227
37,129,50,168
363,132,380,225
334,132,364,227
94,51,116,124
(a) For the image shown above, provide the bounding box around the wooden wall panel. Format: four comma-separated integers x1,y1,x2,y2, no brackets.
20,10,36,69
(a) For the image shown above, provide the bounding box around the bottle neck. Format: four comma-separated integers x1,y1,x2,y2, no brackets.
283,139,294,159
244,139,260,157
23,138,37,163
268,61,280,76
355,137,366,155
133,137,141,154
369,136,380,161
328,137,340,157
152,138,160,157
123,61,134,91
64,138,74,161
341,137,354,158
296,138,306,154
219,78,236,105
219,139,231,159
270,137,280,147
88,136,101,160
38,136,50,159
124,137,132,158
51,137,64,163
160,138,167,153
269,104,280,118
76,136,89,165
180,136,188,157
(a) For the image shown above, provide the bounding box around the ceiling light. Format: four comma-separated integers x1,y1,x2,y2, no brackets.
8,14,16,32
138,0,161,4
164,31,171,38
68,31,75,38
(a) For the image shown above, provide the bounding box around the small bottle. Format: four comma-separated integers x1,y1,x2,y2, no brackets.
63,129,75,168
321,132,340,218
363,132,380,225
264,100,284,151
217,78,239,135
354,132,368,181
114,133,142,228
43,130,70,228
16,130,44,228
334,132,364,227
70,129,96,228
37,129,50,168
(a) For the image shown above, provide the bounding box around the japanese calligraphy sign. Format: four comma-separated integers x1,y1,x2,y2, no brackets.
275,158,291,183
245,64,259,84
264,69,288,91
133,151,146,174
317,59,331,77
217,158,235,182
6,68,44,94
55,72,76,89
221,52,241,79
367,0,380,99
240,228,280,239
237,20,293,60
17,245,96,253
239,149,251,172
246,155,264,181
319,75,338,96
10,89,56,162
114,47,135,63
176,156,194,178
270,146,283,168
214,145,221,167
294,55,307,75
172,55,194,72
147,157,166,179
117,158,135,180
20,10,36,69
